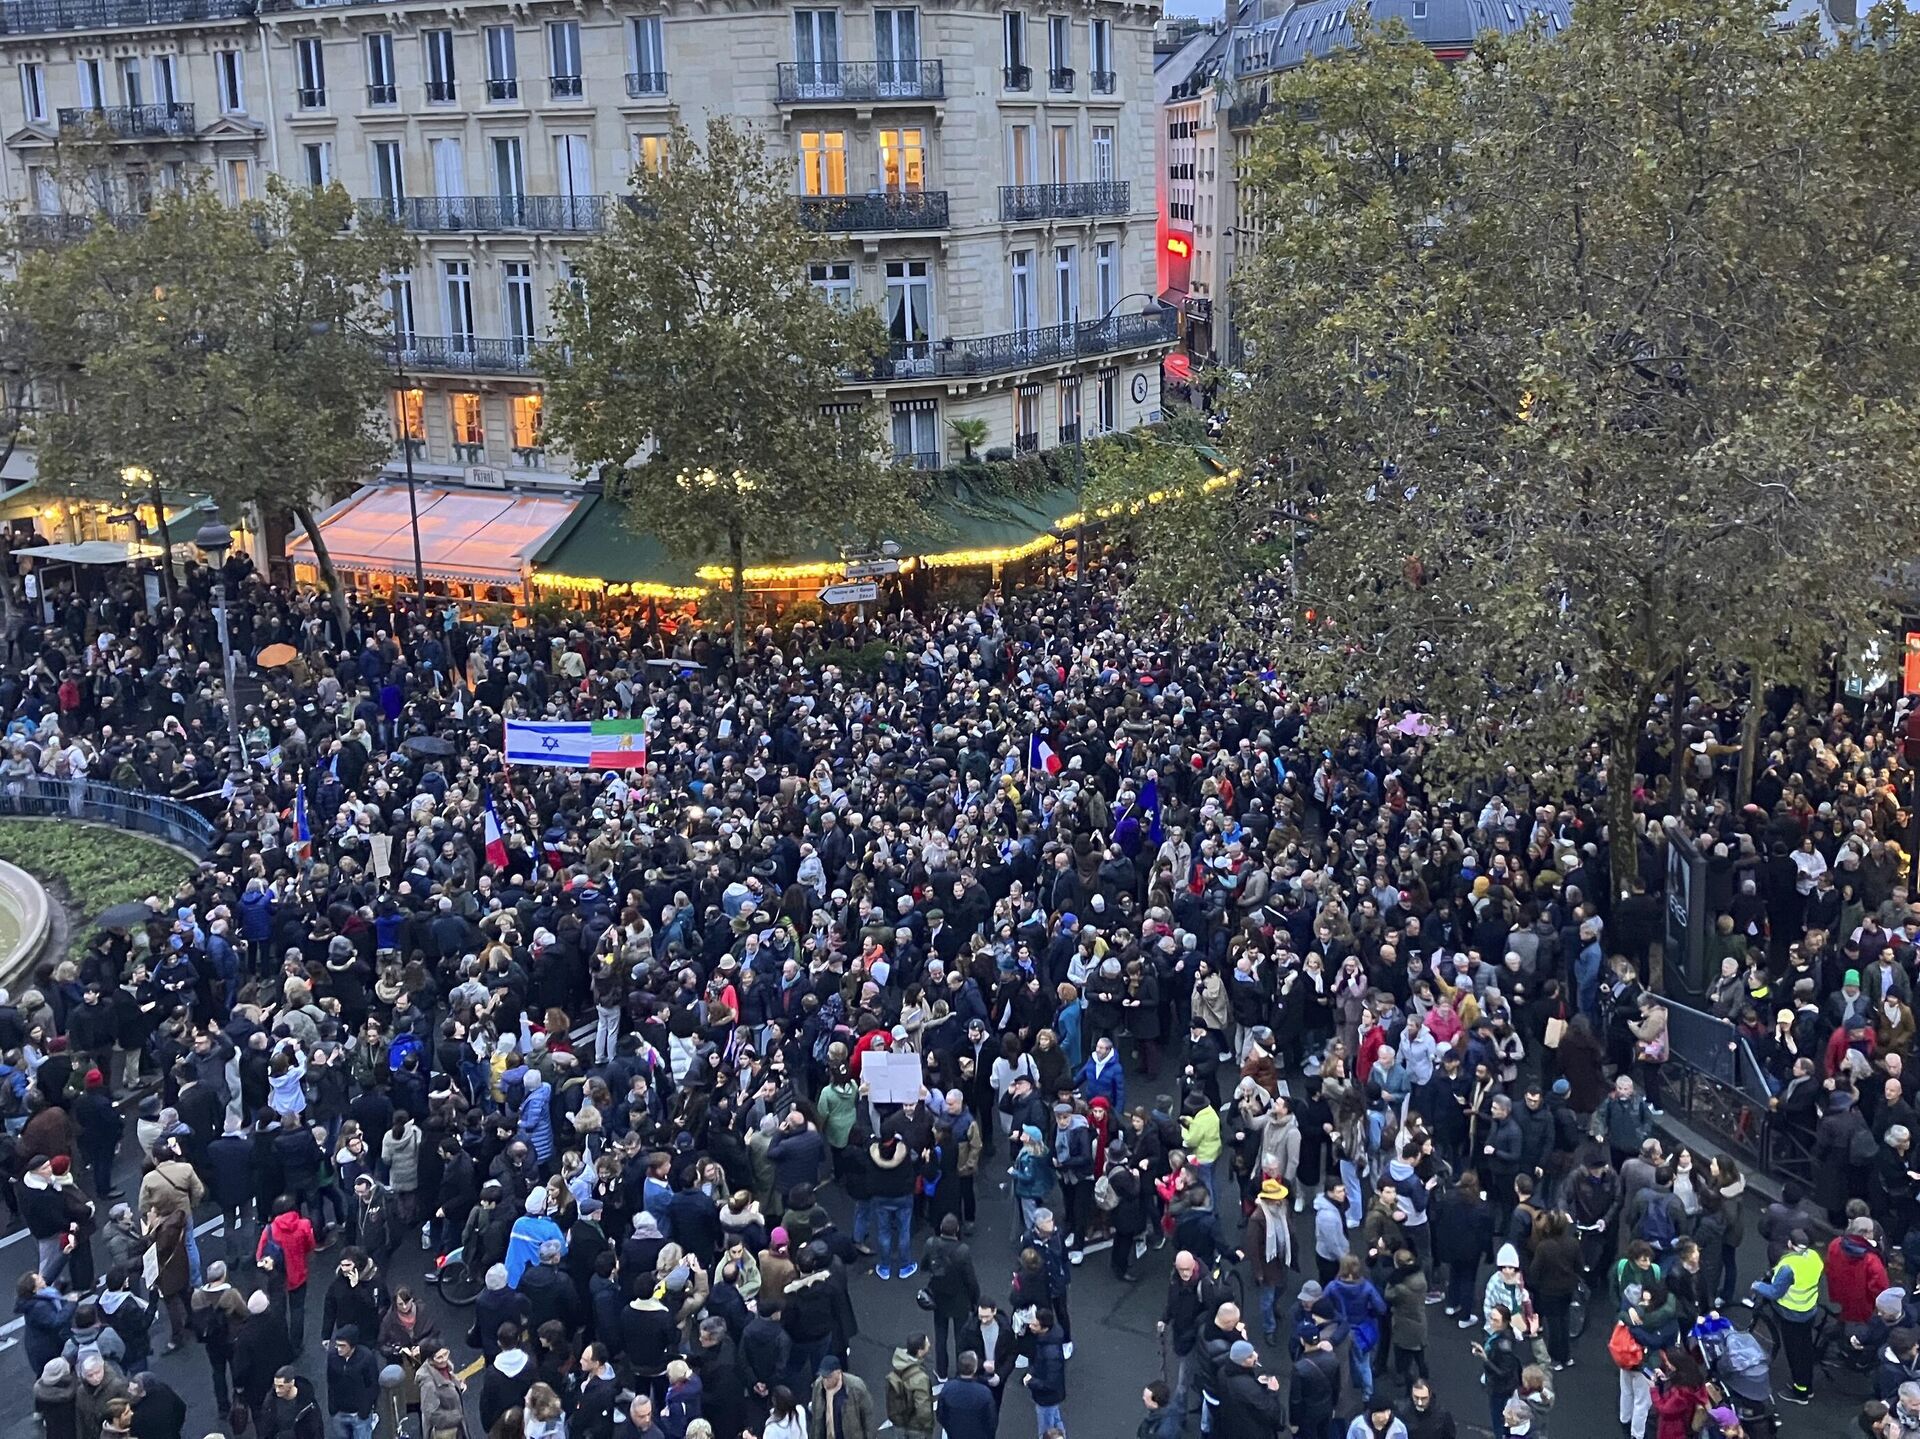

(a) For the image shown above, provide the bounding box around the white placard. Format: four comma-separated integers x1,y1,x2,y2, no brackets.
863,1050,924,1105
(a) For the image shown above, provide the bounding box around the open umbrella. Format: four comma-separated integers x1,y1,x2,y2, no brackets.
256,642,298,669
644,658,705,671
1392,712,1433,737
402,734,458,759
94,900,155,929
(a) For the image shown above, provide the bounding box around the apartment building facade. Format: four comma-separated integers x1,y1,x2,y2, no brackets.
0,0,1171,495
0,0,270,234
1158,0,1572,369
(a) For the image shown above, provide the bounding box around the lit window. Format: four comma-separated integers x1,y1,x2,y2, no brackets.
512,394,544,451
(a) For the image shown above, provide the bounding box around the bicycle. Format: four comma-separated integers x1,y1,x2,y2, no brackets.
1208,1250,1248,1314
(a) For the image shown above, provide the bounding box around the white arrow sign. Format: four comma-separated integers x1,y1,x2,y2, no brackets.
844,558,902,579
819,581,880,605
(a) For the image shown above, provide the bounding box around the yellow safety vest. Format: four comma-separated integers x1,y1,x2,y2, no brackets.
1778,1249,1824,1315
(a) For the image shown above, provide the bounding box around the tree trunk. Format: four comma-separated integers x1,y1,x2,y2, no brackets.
1736,664,1765,809
1609,722,1641,899
294,502,351,641
149,484,177,609
1667,656,1690,806
727,525,746,660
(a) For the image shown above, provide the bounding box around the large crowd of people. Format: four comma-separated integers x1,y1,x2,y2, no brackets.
1,549,1918,1439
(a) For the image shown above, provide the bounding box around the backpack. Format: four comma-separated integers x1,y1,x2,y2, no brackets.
190,1296,228,1346
388,1032,425,1072
259,1230,286,1272
884,1366,916,1428
1608,1321,1646,1370
1849,1123,1879,1167
1093,1174,1121,1211
1635,1196,1677,1252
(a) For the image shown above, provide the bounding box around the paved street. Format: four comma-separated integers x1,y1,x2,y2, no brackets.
0,1076,1865,1439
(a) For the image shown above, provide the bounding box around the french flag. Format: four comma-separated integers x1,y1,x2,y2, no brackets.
483,789,509,870
1028,734,1062,776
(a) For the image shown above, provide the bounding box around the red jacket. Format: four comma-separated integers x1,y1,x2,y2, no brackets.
1651,1381,1710,1439
260,1209,317,1290
1826,1234,1889,1323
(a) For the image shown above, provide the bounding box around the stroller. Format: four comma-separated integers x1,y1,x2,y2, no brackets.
1694,1318,1779,1439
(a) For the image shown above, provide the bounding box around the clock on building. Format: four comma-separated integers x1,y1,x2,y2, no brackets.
1130,373,1149,403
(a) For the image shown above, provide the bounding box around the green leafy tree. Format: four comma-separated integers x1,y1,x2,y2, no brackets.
7,176,405,628
542,118,924,654
1125,0,1920,888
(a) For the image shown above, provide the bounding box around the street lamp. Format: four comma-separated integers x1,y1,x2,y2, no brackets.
310,319,427,604
1069,291,1167,570
193,519,246,785
392,348,428,605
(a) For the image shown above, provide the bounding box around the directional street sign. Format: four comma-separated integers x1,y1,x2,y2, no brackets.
844,558,902,579
819,581,880,605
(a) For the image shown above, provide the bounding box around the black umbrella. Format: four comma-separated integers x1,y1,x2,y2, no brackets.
402,735,458,759
94,900,154,929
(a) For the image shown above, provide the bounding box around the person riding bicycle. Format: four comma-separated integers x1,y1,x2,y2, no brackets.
1568,1146,1621,1274
1749,1226,1825,1405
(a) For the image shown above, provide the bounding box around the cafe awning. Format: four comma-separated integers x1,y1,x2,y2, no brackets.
15,540,162,564
289,483,582,587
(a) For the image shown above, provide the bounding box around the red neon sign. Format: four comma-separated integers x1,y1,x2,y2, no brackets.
1166,235,1191,258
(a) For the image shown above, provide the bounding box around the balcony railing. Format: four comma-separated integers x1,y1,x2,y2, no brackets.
871,306,1175,382
1091,69,1116,93
485,77,517,101
390,335,553,377
549,73,582,99
367,82,395,105
360,195,607,234
0,0,250,34
625,70,667,97
425,79,455,102
775,60,944,103
999,180,1129,221
15,209,145,245
1015,431,1039,453
452,442,486,464
894,451,940,470
1048,66,1074,90
1058,421,1080,444
57,101,194,137
1004,63,1032,90
799,190,948,232
296,85,325,108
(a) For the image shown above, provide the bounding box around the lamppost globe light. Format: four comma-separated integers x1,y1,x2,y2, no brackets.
193,520,234,555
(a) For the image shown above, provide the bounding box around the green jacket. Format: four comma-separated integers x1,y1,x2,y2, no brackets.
818,1080,861,1149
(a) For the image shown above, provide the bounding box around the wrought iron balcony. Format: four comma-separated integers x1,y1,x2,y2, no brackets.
870,306,1175,382
296,85,325,108
15,209,145,245
359,195,607,234
57,102,194,138
425,79,455,102
1048,66,1074,90
625,70,667,97
391,336,551,376
485,77,517,101
1003,63,1031,90
0,0,250,34
1091,69,1117,93
894,450,941,470
799,190,948,232
549,73,582,99
1058,422,1080,444
775,60,944,103
999,180,1128,221
366,82,395,105
1015,431,1039,453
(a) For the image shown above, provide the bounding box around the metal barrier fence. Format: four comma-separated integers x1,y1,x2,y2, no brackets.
1662,994,1745,1091
0,778,219,856
1667,1056,1816,1193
